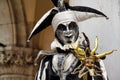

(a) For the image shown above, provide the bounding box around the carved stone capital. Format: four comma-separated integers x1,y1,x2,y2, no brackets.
0,46,39,80
0,46,38,66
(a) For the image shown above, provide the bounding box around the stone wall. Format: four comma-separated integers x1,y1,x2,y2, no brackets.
0,0,38,80
0,0,16,46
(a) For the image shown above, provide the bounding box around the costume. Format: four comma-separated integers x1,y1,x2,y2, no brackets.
28,0,115,80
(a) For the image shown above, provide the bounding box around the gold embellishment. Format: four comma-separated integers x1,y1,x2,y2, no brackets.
71,35,116,78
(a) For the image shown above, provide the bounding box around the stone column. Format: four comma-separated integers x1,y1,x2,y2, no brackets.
0,0,16,46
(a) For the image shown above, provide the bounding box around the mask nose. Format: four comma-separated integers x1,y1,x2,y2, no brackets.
64,30,74,38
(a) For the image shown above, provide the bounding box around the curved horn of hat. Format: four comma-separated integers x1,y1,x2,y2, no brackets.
27,9,58,41
51,0,65,7
51,0,108,19
57,0,66,11
51,0,59,7
65,3,109,19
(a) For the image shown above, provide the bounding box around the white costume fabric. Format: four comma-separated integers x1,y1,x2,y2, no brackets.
51,38,80,50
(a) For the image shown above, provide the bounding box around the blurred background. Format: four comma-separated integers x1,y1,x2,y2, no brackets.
0,0,120,80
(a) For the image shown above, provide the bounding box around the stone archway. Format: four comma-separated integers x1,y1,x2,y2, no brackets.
0,0,16,46
0,0,38,80
0,0,55,80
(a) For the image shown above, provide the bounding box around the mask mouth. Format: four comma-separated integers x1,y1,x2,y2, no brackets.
67,40,72,44
64,35,74,44
65,35,72,38
64,31,75,43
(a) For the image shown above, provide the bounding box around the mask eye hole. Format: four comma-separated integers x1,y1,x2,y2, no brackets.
68,22,78,30
57,24,67,31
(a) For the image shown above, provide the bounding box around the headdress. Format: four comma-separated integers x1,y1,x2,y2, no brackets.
28,0,108,41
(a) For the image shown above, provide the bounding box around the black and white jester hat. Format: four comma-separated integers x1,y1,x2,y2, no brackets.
27,0,108,41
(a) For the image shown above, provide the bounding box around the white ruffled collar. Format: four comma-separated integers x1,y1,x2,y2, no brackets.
51,38,80,51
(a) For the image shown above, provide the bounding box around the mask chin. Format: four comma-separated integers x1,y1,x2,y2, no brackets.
55,34,74,45
64,36,75,44
55,31,79,46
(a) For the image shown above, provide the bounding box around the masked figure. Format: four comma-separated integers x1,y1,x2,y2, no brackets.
28,0,109,80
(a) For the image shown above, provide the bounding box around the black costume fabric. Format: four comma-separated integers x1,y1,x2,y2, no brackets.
35,50,107,80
